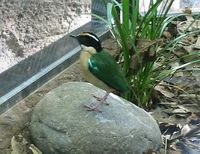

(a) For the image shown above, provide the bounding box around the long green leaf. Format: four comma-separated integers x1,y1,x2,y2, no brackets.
131,0,139,44
111,0,121,8
112,5,130,73
136,0,163,37
107,3,114,27
156,0,175,36
122,0,129,37
159,14,184,37
156,59,200,81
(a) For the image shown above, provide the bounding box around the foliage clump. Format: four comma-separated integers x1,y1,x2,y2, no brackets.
96,0,200,107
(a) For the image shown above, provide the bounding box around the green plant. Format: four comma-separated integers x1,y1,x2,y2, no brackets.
95,0,200,107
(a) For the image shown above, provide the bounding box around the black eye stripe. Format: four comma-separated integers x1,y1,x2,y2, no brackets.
86,34,100,42
80,32,100,43
77,32,102,52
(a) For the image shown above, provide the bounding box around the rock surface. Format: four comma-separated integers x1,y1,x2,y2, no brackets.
30,82,162,154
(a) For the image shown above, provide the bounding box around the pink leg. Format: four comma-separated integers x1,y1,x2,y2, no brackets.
84,92,110,112
92,92,110,105
84,103,103,112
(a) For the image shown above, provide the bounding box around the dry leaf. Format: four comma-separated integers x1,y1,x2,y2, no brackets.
167,22,178,38
155,85,175,98
159,122,180,135
179,94,200,100
185,15,194,22
181,124,191,136
11,135,29,154
172,108,188,114
194,36,200,49
163,31,172,39
29,144,43,154
190,112,200,119
174,46,188,57
183,7,192,15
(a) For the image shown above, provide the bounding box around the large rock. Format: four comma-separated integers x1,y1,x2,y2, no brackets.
30,82,162,154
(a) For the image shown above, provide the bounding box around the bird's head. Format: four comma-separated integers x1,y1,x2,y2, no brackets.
70,32,102,52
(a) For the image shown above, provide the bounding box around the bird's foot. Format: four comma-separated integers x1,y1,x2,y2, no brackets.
84,92,110,112
92,92,110,105
84,102,103,112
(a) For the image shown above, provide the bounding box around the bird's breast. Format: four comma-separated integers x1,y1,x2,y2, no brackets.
80,50,113,92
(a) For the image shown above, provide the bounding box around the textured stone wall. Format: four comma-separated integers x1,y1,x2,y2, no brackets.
0,0,91,73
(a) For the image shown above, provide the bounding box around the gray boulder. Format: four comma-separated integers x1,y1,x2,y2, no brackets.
30,82,162,154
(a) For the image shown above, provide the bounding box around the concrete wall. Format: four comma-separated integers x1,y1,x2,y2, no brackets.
0,0,91,73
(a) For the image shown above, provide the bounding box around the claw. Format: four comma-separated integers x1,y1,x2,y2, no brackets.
92,92,109,104
84,104,102,112
84,92,110,112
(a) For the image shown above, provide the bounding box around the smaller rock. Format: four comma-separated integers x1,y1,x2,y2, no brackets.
30,82,162,154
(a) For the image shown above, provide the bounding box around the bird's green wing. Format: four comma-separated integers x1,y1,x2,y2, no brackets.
88,50,130,92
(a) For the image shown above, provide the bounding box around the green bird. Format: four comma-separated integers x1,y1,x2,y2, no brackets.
70,32,130,111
